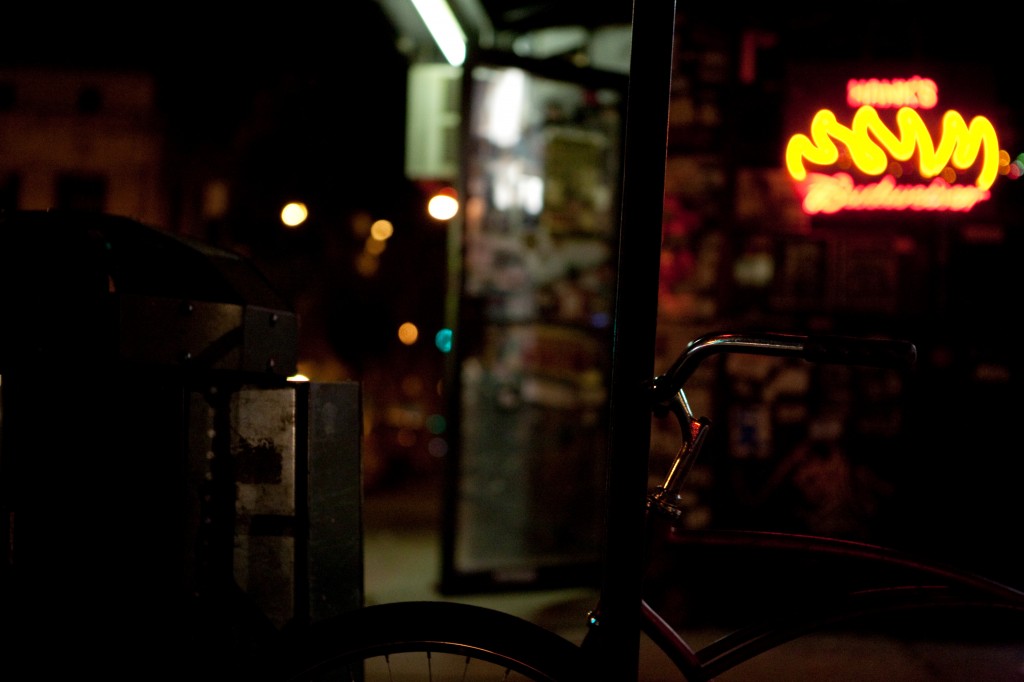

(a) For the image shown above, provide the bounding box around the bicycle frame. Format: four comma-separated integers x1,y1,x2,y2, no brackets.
581,330,1024,681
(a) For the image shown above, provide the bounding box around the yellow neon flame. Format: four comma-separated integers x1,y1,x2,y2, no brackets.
786,105,999,191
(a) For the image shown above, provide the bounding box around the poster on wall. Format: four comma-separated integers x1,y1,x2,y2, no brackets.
441,53,626,592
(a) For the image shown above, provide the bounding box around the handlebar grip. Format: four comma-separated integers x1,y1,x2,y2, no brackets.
803,335,917,369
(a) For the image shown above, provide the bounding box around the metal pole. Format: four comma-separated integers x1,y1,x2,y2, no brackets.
596,0,677,679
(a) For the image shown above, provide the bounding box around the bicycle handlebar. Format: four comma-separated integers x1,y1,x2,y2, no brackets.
648,331,917,405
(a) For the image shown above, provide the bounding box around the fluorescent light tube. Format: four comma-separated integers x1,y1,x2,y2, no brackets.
410,0,467,66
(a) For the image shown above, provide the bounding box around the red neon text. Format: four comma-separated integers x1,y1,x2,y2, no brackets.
795,173,990,214
847,76,938,109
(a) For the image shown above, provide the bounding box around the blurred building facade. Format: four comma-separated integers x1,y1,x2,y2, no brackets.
0,4,1018,586
0,68,168,224
648,8,1021,585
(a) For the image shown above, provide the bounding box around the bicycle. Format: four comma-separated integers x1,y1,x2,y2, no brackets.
278,330,1024,681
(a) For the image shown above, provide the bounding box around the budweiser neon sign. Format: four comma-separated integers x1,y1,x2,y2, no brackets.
785,76,1005,215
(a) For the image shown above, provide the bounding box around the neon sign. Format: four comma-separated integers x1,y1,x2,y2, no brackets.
785,76,1009,214
846,76,938,109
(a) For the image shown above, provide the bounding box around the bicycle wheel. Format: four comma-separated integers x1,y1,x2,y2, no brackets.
283,600,585,681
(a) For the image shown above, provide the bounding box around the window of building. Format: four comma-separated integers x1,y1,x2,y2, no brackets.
0,173,19,210
55,173,107,212
76,86,103,114
0,82,15,111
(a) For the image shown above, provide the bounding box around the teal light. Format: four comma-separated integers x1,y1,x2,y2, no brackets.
435,328,453,353
425,414,447,435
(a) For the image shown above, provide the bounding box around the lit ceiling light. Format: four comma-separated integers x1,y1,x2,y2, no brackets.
409,0,467,66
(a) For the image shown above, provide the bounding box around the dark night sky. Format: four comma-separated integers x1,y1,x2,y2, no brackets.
0,3,403,71
0,2,413,210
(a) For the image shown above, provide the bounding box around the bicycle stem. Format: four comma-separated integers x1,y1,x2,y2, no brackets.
648,390,712,521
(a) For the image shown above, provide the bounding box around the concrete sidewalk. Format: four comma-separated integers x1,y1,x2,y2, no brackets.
363,475,1024,681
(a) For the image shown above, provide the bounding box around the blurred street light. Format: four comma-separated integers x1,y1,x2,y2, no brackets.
427,187,459,220
281,201,308,227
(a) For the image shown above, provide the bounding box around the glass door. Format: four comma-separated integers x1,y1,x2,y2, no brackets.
441,53,626,592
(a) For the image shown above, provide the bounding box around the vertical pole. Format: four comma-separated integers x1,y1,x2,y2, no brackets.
597,0,676,679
